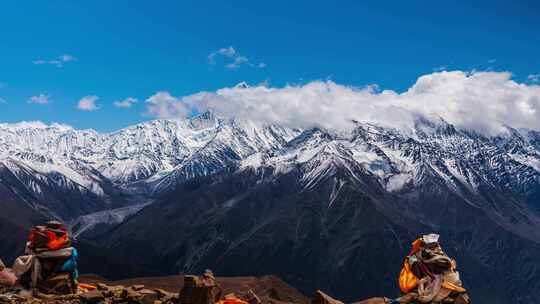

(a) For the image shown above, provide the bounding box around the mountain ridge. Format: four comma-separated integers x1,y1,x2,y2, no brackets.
0,113,539,303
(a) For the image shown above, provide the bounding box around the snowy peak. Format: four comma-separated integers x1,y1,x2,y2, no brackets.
234,81,250,89
413,116,458,138
188,110,218,130
0,114,539,215
237,118,540,209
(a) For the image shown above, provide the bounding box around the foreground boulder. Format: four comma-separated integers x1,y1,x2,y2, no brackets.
78,289,104,304
179,271,222,304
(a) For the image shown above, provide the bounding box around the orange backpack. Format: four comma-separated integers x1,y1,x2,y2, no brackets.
45,229,70,251
398,238,423,293
399,259,418,293
28,221,71,252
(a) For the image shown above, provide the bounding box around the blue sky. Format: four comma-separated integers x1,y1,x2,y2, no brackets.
0,0,539,132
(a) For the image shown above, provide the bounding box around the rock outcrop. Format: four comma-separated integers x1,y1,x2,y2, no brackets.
0,283,179,304
179,272,222,304
0,271,310,304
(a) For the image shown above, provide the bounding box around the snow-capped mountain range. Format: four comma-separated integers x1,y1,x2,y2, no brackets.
2,112,540,302
0,112,299,197
0,112,539,221
96,113,540,303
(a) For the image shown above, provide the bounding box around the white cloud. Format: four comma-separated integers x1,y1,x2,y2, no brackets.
144,70,540,136
528,74,539,83
60,54,76,62
28,93,50,105
219,46,236,57
145,91,190,118
208,46,237,65
34,54,77,67
114,97,138,108
77,95,100,111
225,56,249,69
208,46,266,69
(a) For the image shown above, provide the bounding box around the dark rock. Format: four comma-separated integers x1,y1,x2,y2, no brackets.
454,293,471,304
126,289,143,301
154,288,176,300
79,289,104,304
138,289,159,304
179,273,222,304
245,289,261,304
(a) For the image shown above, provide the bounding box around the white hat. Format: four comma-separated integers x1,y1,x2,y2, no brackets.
422,233,440,244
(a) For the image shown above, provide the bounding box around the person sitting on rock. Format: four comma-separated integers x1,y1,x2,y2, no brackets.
12,220,78,295
396,234,470,304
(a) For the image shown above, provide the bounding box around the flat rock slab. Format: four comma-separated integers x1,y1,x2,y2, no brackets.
312,290,344,304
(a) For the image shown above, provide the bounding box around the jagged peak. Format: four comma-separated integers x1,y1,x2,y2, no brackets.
413,115,458,138
188,110,219,130
233,81,250,89
496,124,535,141
286,127,334,149
109,113,218,136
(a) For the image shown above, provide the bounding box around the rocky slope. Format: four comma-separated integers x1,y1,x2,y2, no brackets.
79,274,310,304
0,274,309,304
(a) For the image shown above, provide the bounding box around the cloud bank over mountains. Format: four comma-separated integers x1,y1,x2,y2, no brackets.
144,70,540,136
6,70,539,136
